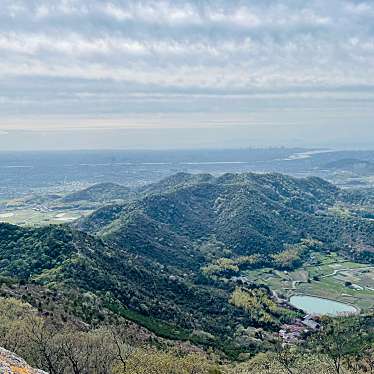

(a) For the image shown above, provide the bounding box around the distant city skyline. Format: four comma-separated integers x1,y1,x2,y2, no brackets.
0,0,373,150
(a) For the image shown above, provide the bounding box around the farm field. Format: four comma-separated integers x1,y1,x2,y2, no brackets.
0,208,92,226
243,253,374,311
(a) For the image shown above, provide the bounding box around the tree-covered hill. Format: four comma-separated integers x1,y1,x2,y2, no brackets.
77,172,374,267
61,182,131,203
0,222,275,355
1,297,372,374
1,172,374,356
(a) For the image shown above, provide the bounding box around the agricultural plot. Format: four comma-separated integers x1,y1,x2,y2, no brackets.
0,208,91,226
243,253,374,311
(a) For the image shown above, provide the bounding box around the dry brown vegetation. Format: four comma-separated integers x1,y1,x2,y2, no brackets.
0,297,373,374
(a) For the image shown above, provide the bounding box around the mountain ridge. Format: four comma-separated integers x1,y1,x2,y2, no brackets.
61,182,131,203
1,172,374,356
77,172,373,264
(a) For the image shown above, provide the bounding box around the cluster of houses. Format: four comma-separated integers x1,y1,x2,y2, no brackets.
279,315,320,343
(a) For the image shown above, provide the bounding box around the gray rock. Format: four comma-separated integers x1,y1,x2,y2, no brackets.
0,346,48,374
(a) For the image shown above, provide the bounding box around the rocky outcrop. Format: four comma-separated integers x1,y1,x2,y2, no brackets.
0,347,47,374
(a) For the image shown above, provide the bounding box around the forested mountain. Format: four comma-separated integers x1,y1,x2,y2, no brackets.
0,223,257,353
1,296,372,374
1,172,374,358
77,173,374,267
61,182,131,203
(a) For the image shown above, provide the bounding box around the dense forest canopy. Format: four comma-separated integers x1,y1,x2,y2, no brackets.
0,172,373,372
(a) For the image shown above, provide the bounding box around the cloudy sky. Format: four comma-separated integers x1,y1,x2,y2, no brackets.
0,0,373,150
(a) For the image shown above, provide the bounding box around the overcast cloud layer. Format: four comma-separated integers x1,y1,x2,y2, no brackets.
0,0,373,148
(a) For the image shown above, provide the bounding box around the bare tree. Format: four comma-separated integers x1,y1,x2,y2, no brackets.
26,316,65,374
273,341,298,374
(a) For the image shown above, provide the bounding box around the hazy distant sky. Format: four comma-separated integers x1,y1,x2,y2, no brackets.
0,0,373,150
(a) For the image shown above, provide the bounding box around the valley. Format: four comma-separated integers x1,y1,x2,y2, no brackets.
0,207,91,226
0,151,373,372
2,1,374,371
241,252,374,311
1,148,374,228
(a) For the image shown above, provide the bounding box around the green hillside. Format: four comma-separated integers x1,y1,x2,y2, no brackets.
1,222,286,356
1,173,373,357
61,182,131,203
78,173,374,267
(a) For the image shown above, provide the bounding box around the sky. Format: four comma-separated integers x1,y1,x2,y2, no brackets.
0,0,373,150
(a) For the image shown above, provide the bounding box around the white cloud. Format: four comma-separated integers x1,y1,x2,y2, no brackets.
345,2,374,15
0,0,373,120
103,3,131,21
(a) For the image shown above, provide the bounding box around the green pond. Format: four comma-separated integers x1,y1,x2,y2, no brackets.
289,295,358,316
